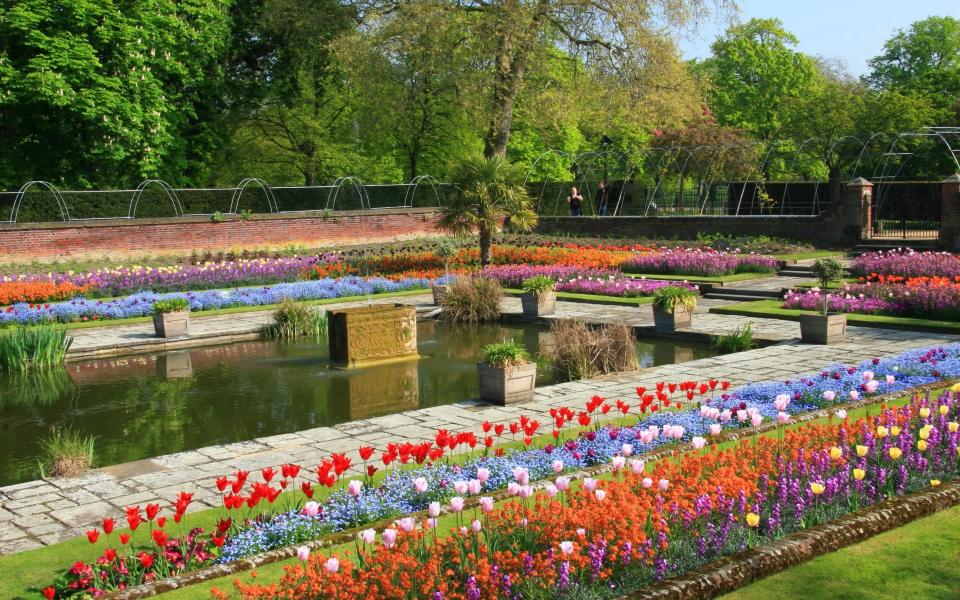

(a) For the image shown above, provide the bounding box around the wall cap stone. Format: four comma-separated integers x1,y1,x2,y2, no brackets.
846,177,873,187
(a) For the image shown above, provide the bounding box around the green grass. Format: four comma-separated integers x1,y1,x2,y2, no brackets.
503,288,654,306
0,387,932,599
624,272,774,284
709,299,960,334
720,504,960,600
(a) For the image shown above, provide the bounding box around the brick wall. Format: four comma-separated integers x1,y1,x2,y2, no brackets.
939,175,960,251
0,208,442,262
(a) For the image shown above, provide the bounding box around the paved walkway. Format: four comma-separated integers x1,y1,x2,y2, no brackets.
1,291,956,554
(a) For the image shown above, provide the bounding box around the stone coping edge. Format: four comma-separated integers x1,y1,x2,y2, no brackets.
622,481,960,599
98,380,951,599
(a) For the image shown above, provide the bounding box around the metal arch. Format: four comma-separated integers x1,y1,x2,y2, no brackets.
644,146,689,215
9,181,70,223
852,132,895,181
325,176,371,211
699,141,760,214
523,150,574,216
824,135,866,180
740,140,792,215
128,180,183,218
780,137,827,215
402,175,443,209
229,178,278,214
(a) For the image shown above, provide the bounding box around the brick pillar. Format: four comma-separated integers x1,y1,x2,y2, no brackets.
836,177,873,243
940,174,960,251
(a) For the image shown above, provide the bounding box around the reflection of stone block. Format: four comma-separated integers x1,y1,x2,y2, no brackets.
328,305,418,365
347,360,419,420
156,351,193,379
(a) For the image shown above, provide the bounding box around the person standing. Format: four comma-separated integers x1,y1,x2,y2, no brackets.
567,186,583,216
596,180,610,216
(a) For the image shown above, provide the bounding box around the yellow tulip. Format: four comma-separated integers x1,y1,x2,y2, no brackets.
917,440,928,452
829,446,843,460
810,482,825,495
919,407,930,418
876,426,888,438
745,512,760,528
931,479,941,487
919,427,931,440
950,422,959,433
940,405,949,416
855,445,869,457
951,382,960,392
890,426,901,436
853,468,865,481
889,447,902,460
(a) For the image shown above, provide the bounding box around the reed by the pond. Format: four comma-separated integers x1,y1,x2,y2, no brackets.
0,326,72,371
263,298,329,341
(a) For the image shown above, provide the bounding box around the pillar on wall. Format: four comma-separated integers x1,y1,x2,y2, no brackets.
839,177,873,243
940,174,960,251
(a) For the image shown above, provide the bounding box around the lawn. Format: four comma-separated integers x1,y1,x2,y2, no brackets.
709,299,960,334
624,272,774,284
772,250,846,262
721,504,960,600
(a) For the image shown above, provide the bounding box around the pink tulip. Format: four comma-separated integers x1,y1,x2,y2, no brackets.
555,476,571,491
823,390,836,402
594,489,606,501
507,482,520,496
709,423,723,435
630,459,645,475
737,409,748,422
427,517,438,529
471,519,482,533
582,478,597,492
545,483,558,497
296,546,310,561
671,425,685,439
480,496,494,512
658,479,669,491
413,477,428,494
559,541,574,555
552,460,564,474
642,477,653,488
719,409,732,423
777,411,790,424
428,501,441,518
302,501,320,517
621,443,633,456
519,485,534,499
325,557,340,573
751,414,763,427
347,480,362,497
774,394,790,411
576,528,586,537
476,467,490,483
467,479,482,495
865,380,878,394
398,517,415,532
692,436,706,450
886,374,895,384
835,409,847,419
639,430,654,444
862,370,874,382
512,467,529,485
453,480,468,495
611,456,626,470
450,496,465,512
382,528,397,548
849,390,860,401
360,529,375,544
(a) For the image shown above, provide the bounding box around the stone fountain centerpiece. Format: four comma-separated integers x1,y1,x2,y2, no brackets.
328,304,418,366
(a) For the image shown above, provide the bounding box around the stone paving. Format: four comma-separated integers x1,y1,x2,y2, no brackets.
2,285,956,555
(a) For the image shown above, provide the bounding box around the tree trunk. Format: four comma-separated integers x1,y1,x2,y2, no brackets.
479,225,492,267
482,0,551,158
305,171,315,187
409,150,418,181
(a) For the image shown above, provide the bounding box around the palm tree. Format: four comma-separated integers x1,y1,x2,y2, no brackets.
438,155,537,266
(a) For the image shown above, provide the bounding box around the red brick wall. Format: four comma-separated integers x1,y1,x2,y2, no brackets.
0,208,441,262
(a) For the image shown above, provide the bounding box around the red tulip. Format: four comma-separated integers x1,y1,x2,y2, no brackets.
668,383,676,393
523,436,532,446
138,551,155,569
102,517,115,535
358,446,375,461
721,381,731,391
152,529,168,547
235,469,250,485
509,423,519,435
578,413,590,427
119,533,131,545
484,436,494,447
261,467,276,482
42,587,56,599
494,424,505,436
215,476,229,492
145,503,161,521
231,480,244,494
495,448,504,457
552,429,560,439
155,516,166,529
86,529,100,544
301,481,314,499
481,421,492,433
367,465,378,477
217,517,232,534
211,535,226,548
103,548,117,562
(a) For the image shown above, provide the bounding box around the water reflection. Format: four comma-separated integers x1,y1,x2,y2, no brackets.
0,322,715,486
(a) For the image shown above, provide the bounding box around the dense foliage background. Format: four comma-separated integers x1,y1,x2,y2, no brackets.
1,1,958,190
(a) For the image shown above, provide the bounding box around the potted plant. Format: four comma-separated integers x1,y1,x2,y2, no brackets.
152,298,190,338
520,275,557,316
431,238,458,305
799,257,847,344
651,286,697,333
477,340,536,405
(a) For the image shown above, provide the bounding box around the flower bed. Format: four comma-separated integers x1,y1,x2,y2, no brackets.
783,284,960,320
0,277,438,326
851,249,960,279
481,265,697,297
0,281,92,305
221,391,960,599
38,344,960,597
621,248,778,277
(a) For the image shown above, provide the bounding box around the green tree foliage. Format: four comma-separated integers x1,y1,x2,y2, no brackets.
698,18,818,142
0,0,232,188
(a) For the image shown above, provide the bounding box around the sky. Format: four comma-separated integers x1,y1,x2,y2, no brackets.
677,0,960,77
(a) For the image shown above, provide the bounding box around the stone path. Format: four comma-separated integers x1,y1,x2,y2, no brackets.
1,292,956,554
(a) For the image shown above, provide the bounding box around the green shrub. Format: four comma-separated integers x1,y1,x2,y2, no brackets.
440,276,503,323
152,298,190,313
652,286,698,314
546,320,637,381
482,340,529,367
0,326,73,371
521,275,556,295
712,323,758,353
264,298,328,341
812,257,846,315
37,427,95,478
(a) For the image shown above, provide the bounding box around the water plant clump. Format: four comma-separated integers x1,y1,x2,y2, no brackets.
712,323,758,353
37,427,95,478
439,276,503,323
0,325,72,370
546,320,637,381
264,298,328,341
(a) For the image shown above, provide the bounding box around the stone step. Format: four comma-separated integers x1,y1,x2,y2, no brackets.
777,269,814,277
705,292,780,303
852,240,939,255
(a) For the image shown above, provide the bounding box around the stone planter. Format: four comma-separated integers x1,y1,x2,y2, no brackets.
431,284,450,305
799,313,847,344
520,290,557,316
477,361,537,405
652,303,693,333
152,311,189,338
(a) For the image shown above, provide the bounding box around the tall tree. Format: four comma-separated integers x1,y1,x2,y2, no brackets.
698,18,818,143
0,0,232,188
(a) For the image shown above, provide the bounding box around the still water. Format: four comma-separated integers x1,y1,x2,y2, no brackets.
0,322,714,486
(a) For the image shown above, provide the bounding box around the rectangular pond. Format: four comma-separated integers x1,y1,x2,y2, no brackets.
0,321,716,486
